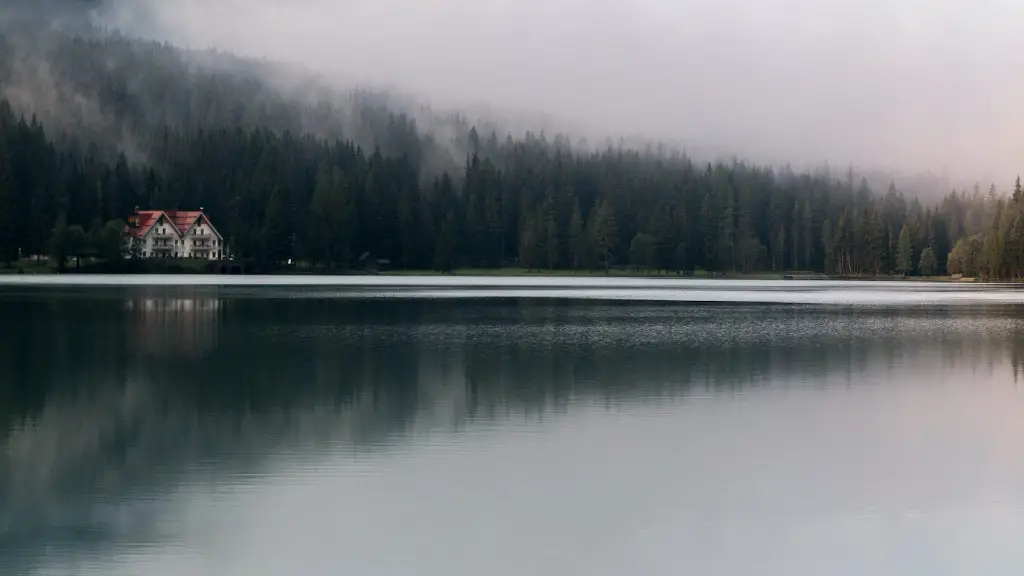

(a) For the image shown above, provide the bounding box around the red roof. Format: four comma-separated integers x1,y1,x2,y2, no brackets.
129,209,218,238
167,211,203,234
133,210,164,238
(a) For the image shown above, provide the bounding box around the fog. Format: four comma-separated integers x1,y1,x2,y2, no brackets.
86,0,1024,182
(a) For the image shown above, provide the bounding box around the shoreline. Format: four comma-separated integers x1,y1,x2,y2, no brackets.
0,261,981,283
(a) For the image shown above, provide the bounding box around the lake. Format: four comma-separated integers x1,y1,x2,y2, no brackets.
3,276,1024,575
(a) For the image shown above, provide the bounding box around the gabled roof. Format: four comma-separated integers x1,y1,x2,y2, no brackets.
129,209,222,239
167,211,203,235
176,211,224,240
133,210,171,238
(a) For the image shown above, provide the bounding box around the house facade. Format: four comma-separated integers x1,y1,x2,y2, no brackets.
126,208,227,260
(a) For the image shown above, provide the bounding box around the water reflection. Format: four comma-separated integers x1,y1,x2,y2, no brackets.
3,290,1024,574
127,293,222,358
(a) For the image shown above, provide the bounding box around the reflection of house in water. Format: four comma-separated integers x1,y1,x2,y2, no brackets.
126,295,223,357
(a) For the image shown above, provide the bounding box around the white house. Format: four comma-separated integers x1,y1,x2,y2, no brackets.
126,208,227,260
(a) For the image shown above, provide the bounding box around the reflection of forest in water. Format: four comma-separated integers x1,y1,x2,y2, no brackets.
3,290,1024,570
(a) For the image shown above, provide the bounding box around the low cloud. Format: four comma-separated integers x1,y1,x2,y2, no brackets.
91,0,1024,182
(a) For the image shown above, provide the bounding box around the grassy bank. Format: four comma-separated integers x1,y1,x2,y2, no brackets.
0,262,782,279
0,258,215,275
0,259,56,274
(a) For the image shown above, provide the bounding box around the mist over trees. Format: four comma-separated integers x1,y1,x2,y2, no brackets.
0,15,1020,277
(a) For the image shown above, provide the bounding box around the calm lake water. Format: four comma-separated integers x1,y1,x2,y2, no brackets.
4,276,1024,575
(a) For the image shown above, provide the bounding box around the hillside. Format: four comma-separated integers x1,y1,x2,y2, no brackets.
0,24,468,173
0,12,1017,279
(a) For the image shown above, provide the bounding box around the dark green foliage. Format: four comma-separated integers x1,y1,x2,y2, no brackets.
54,223,88,268
3,90,1021,277
947,235,981,277
897,226,914,275
94,219,126,261
48,213,69,269
0,26,1021,277
919,247,937,277
629,233,656,271
567,200,584,270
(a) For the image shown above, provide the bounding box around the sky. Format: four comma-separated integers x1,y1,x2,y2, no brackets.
98,0,1024,183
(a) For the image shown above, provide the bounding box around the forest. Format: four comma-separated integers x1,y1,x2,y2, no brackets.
0,18,1019,277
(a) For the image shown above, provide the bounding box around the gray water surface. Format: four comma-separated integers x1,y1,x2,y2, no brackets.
3,279,1024,575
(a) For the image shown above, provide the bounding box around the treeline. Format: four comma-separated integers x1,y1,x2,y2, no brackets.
0,21,1017,276
0,95,1019,277
947,181,1024,278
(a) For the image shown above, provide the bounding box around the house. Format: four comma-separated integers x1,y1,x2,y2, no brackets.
126,208,227,260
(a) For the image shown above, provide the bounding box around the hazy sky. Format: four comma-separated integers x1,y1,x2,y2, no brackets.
100,0,1024,182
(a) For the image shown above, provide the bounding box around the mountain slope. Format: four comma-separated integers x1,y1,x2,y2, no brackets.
0,16,513,177
0,11,1006,279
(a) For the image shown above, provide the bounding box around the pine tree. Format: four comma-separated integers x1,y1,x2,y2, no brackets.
919,247,936,277
568,200,584,271
397,188,417,269
543,210,559,270
897,226,914,275
773,227,786,272
49,213,69,271
629,233,656,272
588,198,617,273
886,221,898,275
518,213,541,271
0,141,16,265
801,200,814,269
821,219,835,274
716,203,735,273
434,210,457,272
652,206,677,273
262,185,291,264
699,193,716,271
308,162,335,267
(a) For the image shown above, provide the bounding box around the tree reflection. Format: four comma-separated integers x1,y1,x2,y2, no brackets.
3,293,1024,572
